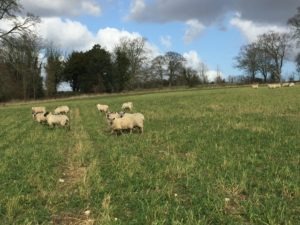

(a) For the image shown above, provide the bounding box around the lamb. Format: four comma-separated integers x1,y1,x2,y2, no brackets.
110,113,144,134
32,106,46,118
251,84,258,89
54,105,70,114
121,102,133,111
97,104,109,113
44,112,69,128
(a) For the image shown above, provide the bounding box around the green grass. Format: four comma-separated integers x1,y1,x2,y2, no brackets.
0,86,299,224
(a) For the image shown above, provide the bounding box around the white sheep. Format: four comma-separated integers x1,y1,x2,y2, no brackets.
32,106,46,118
44,112,69,128
268,83,281,89
54,105,70,114
282,83,290,87
34,112,47,123
97,104,109,113
289,82,295,87
251,84,258,89
110,113,144,134
120,112,144,133
121,102,133,111
110,117,135,134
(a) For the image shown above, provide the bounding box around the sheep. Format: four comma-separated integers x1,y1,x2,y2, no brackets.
251,84,258,89
97,104,109,113
34,112,47,123
54,105,70,114
32,106,46,118
110,116,135,134
110,113,144,134
268,83,281,89
44,112,69,128
282,83,290,87
289,82,295,87
121,102,133,111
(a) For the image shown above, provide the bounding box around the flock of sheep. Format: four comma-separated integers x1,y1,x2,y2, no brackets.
31,101,144,135
97,102,145,135
32,106,70,128
251,82,295,89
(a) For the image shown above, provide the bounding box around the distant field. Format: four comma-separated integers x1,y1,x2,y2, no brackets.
0,86,299,225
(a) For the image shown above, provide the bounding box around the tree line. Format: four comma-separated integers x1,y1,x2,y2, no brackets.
0,0,300,101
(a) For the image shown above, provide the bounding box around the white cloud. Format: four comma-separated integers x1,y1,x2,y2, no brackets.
230,14,288,42
183,50,202,69
21,0,101,17
160,35,172,49
38,18,94,51
183,51,221,82
184,19,205,44
206,70,223,82
95,27,141,52
36,17,160,60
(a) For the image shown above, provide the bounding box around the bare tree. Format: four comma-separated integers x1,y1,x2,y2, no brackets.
257,31,290,82
164,51,185,86
288,6,300,42
198,62,209,84
235,43,259,82
0,0,39,42
150,55,166,85
118,37,147,88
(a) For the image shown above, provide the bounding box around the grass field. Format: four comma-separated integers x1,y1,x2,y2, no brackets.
0,86,299,225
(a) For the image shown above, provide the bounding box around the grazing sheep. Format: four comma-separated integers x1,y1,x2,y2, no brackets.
268,83,281,89
32,106,46,118
110,112,144,134
289,82,295,87
54,105,70,114
251,84,258,89
34,112,47,123
97,104,109,113
121,102,133,111
44,112,69,128
282,83,290,87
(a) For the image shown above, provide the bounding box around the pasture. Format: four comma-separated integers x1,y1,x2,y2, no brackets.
0,86,299,224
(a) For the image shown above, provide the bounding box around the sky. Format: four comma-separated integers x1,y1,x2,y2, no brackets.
14,0,300,82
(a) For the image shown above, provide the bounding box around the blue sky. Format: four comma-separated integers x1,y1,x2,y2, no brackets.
15,0,300,81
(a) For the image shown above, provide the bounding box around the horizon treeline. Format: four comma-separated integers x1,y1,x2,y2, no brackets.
0,1,300,102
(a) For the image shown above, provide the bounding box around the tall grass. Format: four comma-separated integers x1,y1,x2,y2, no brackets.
0,86,299,224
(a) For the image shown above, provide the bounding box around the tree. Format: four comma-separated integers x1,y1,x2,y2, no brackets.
182,67,199,87
235,43,259,82
296,53,300,76
0,33,43,100
288,7,300,42
257,31,290,82
112,48,130,92
118,37,147,88
0,0,39,42
150,55,166,85
63,51,86,92
198,62,209,84
85,44,112,93
164,51,185,86
45,44,63,96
